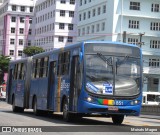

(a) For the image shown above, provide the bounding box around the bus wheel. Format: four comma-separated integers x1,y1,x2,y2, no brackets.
63,99,71,122
12,97,19,112
111,115,124,125
33,97,40,116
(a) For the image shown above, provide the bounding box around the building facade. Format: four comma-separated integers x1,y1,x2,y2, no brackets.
34,0,77,51
0,0,36,60
77,0,160,93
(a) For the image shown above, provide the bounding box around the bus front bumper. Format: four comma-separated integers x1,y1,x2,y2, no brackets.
78,101,141,116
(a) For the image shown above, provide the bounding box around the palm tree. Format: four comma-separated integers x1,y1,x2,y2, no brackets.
0,55,11,84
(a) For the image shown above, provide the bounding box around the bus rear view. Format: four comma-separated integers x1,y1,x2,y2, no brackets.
79,42,142,124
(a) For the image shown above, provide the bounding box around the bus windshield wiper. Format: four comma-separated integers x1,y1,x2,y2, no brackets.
97,53,113,66
116,55,129,66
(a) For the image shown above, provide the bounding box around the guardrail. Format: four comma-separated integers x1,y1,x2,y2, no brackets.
141,105,160,116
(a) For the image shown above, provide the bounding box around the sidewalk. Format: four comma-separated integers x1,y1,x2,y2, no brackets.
140,114,160,120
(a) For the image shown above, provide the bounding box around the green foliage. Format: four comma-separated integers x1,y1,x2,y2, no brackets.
23,46,45,56
0,55,11,84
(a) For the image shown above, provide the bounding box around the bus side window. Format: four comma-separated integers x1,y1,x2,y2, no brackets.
57,51,70,75
43,57,49,77
36,59,41,78
32,59,36,78
39,58,44,78
13,64,18,80
33,59,39,78
18,63,25,80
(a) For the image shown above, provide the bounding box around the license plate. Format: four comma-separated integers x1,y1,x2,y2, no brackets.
108,106,119,111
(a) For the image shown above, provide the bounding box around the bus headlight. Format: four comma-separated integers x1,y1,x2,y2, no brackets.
130,100,140,105
85,96,94,103
87,97,92,102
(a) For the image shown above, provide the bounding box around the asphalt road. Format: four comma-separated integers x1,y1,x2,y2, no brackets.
0,101,159,135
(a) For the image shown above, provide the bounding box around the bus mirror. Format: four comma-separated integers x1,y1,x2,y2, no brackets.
79,52,83,63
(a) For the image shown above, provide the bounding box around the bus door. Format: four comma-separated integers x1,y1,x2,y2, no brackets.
47,61,56,110
7,69,13,103
69,56,80,112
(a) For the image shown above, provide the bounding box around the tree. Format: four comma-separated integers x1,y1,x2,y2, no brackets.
0,55,11,84
23,46,45,57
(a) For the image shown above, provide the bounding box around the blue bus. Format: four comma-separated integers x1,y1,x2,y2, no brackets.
6,41,143,124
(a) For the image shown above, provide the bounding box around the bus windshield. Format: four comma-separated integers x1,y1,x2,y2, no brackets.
85,54,140,96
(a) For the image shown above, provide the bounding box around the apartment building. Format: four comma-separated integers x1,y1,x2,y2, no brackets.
34,0,77,51
0,0,36,60
77,0,160,93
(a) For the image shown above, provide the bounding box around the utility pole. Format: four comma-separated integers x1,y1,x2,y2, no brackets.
139,33,145,48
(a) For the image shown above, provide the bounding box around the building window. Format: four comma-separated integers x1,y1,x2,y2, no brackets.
59,23,65,29
20,17,24,23
150,40,160,48
20,6,25,12
151,4,159,12
83,12,86,20
10,50,14,56
19,28,24,34
87,26,90,34
82,27,85,35
11,27,15,33
96,24,100,32
70,0,75,4
84,0,87,4
28,40,31,46
30,7,33,12
58,36,64,42
10,39,15,44
150,22,160,31
69,11,74,17
101,22,105,31
11,17,16,22
130,2,140,10
153,78,159,84
103,5,106,13
18,51,23,56
12,5,16,11
92,9,96,17
67,36,73,42
149,59,160,67
60,10,65,16
88,11,91,18
60,0,66,4
78,29,81,36
128,38,138,45
79,14,81,21
19,39,23,45
68,24,73,30
29,29,32,35
80,0,82,6
29,18,32,24
92,25,94,33
97,7,101,15
129,20,139,29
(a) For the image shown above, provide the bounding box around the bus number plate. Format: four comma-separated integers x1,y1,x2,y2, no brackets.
108,106,118,111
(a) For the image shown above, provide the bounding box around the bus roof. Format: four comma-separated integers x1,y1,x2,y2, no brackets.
9,57,32,64
32,41,140,58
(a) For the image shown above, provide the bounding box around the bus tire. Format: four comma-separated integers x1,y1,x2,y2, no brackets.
111,115,124,125
63,99,72,122
33,97,40,116
12,96,19,112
